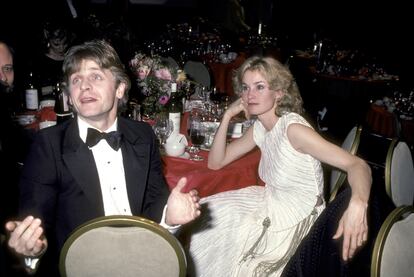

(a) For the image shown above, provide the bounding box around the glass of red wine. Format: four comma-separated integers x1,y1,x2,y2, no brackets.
189,113,205,161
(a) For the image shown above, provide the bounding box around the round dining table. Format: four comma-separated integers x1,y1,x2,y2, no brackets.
162,147,263,198
365,104,414,146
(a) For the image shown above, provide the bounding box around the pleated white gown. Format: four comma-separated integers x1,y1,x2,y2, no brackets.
188,113,325,277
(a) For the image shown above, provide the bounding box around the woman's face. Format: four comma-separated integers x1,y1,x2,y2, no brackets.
48,30,69,55
50,37,68,55
240,70,281,116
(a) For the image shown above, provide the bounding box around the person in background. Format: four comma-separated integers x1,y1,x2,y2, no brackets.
33,18,75,97
0,40,30,277
223,0,251,35
199,0,249,49
0,41,17,226
188,56,371,276
5,40,201,276
0,41,14,91
0,41,29,225
0,40,22,112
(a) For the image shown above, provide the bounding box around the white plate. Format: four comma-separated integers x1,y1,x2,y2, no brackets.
14,114,36,125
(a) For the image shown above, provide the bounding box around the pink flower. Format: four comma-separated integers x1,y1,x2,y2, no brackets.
158,95,169,105
136,66,151,80
154,68,172,81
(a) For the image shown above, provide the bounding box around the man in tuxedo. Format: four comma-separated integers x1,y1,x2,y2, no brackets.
5,40,201,275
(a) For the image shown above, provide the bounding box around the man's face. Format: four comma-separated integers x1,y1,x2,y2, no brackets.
67,59,125,125
0,43,14,89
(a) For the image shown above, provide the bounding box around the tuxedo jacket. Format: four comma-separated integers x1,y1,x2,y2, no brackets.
18,116,170,253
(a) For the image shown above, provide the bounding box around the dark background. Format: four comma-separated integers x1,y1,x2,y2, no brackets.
1,0,412,81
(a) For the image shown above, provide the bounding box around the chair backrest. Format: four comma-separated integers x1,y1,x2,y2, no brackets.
161,56,180,71
329,125,362,202
385,140,414,206
183,61,211,89
371,205,414,277
59,215,187,277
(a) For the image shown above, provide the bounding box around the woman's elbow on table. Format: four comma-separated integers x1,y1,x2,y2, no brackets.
207,161,223,170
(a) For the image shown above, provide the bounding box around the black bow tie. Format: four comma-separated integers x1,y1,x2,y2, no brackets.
86,128,123,151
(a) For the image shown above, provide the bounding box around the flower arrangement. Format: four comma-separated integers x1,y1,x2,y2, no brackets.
129,53,190,117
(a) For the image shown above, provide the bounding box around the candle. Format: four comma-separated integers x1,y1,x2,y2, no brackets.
317,41,323,64
258,23,262,35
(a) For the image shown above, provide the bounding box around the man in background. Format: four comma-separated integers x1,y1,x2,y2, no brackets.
1,40,30,277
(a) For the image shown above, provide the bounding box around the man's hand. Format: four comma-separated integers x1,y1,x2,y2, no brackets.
166,177,201,226
6,216,48,257
333,198,368,261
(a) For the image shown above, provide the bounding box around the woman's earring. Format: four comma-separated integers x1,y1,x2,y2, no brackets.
47,42,50,48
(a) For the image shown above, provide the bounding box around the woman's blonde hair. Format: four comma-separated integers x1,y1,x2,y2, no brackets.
233,56,303,116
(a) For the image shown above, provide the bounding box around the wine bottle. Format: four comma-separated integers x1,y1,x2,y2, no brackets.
54,82,72,124
168,83,181,135
25,71,39,110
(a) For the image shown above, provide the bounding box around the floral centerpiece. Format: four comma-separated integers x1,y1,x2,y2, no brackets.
129,53,190,118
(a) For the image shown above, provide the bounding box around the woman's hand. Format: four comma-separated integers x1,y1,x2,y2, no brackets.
333,197,368,261
224,98,250,120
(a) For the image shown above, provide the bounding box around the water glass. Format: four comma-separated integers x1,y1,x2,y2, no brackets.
153,114,173,146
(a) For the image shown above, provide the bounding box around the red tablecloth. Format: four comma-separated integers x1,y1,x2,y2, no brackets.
365,104,397,137
206,52,246,96
162,147,263,198
365,104,414,146
17,107,57,131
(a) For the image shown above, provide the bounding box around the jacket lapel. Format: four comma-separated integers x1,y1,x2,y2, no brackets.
62,120,104,213
119,118,151,215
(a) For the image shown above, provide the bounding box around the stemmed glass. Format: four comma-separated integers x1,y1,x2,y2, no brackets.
153,114,173,147
189,112,205,161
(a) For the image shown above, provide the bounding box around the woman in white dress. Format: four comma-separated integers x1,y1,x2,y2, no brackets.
188,56,372,276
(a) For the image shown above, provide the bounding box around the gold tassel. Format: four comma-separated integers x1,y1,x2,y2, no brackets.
240,217,271,263
252,208,318,276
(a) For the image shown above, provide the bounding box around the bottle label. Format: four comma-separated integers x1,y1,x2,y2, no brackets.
171,82,177,93
25,89,39,110
169,112,181,135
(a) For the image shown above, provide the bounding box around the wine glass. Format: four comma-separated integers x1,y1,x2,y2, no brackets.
189,113,205,161
153,114,173,146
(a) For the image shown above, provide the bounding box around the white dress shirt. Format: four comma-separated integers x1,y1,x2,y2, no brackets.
77,117,176,230
79,117,131,216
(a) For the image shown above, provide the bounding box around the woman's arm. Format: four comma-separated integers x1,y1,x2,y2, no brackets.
208,98,256,170
287,123,371,261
